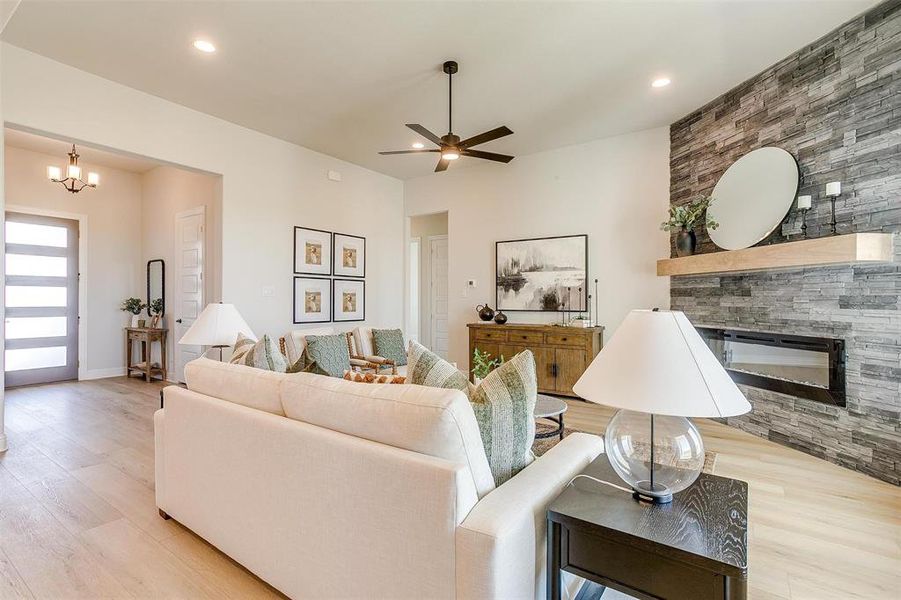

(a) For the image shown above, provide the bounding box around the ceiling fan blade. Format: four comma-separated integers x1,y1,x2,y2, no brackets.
435,157,450,172
458,126,513,149
406,124,444,146
379,149,440,155
462,149,515,163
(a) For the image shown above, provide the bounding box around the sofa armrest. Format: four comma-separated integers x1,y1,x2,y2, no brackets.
455,432,603,600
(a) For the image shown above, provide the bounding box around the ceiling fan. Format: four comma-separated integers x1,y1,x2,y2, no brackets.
379,61,514,172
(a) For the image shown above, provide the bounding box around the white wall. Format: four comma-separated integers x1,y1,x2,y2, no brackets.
404,127,671,367
1,44,405,345
5,145,144,378
409,212,447,349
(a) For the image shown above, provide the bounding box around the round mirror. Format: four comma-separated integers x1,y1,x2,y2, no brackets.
707,147,799,250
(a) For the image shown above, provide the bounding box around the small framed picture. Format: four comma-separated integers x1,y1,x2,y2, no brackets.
333,278,365,322
294,227,332,276
294,276,332,324
333,232,366,278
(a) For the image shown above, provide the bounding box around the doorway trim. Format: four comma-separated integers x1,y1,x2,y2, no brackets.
6,204,89,380
427,234,448,356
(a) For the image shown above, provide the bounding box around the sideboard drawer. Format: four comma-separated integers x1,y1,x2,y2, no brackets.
546,333,583,347
506,330,544,344
474,329,508,342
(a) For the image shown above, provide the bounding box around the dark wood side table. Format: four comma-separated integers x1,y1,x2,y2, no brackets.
125,327,168,382
548,454,748,600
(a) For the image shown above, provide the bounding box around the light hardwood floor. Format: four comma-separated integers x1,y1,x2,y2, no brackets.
0,377,898,599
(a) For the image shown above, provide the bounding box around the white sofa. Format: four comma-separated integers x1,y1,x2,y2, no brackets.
154,357,602,599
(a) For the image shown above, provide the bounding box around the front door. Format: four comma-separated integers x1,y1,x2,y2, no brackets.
173,207,204,382
4,212,79,387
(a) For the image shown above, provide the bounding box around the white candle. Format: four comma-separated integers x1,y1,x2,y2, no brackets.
825,181,841,197
797,195,812,210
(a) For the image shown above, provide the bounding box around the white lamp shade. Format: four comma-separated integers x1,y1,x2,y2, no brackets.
572,309,751,418
178,303,255,347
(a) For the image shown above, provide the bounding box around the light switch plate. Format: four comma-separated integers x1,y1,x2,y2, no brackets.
261,285,275,297
327,170,342,182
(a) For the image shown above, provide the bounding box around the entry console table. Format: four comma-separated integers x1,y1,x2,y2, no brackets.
468,323,603,397
548,454,748,600
125,327,168,382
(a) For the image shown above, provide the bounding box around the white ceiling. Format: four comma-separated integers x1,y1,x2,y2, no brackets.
5,127,163,173
1,1,876,180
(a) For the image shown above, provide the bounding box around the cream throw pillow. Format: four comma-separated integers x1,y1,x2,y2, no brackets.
229,333,288,372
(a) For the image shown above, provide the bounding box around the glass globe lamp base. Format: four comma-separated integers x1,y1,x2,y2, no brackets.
631,480,673,504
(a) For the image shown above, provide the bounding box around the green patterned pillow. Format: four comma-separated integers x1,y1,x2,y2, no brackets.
372,328,407,366
406,340,470,394
303,334,351,377
286,357,330,376
469,350,537,485
229,333,288,372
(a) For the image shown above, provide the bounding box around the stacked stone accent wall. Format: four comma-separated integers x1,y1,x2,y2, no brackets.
669,1,900,484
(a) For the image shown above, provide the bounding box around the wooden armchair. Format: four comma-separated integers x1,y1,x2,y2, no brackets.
345,331,398,375
278,331,382,375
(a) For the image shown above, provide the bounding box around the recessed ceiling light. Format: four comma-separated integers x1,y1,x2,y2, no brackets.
651,77,671,88
193,40,216,53
412,142,424,149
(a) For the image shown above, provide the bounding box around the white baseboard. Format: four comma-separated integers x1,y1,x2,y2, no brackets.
81,367,127,380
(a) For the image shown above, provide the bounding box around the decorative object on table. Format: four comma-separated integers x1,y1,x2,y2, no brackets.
406,340,470,394
797,195,812,239
476,303,496,321
179,302,255,361
121,297,148,327
546,453,747,600
493,310,507,325
706,146,799,250
471,347,504,383
229,333,288,372
534,394,567,441
371,328,407,366
293,226,333,276
469,350,538,485
572,308,750,504
496,234,588,312
46,144,99,194
146,258,164,319
343,370,406,384
332,232,366,277
126,326,168,382
293,276,332,324
468,322,603,397
660,195,719,257
825,181,841,235
332,278,365,322
378,60,514,173
148,297,164,329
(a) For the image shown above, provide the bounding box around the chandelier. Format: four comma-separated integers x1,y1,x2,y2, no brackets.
47,145,99,193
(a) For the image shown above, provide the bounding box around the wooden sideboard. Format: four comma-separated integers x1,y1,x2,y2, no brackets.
467,323,603,398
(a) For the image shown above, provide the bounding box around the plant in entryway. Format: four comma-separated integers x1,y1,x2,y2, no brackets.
660,195,719,257
121,297,148,327
149,298,164,328
472,348,504,383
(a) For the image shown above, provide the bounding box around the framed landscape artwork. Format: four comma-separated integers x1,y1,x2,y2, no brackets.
293,276,332,323
333,278,365,322
333,232,366,277
496,234,588,312
294,226,332,276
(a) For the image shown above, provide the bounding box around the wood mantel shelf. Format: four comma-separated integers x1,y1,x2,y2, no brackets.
657,233,894,277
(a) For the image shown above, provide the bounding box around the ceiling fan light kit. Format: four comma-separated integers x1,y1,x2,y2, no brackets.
379,60,515,172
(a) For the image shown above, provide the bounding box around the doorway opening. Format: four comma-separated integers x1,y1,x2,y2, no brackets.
408,212,448,358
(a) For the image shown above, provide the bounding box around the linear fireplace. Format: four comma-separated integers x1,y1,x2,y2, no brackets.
698,327,846,407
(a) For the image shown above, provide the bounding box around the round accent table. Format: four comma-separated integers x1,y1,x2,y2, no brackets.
534,394,568,441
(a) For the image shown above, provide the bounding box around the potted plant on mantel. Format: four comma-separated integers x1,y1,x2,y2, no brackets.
660,195,719,257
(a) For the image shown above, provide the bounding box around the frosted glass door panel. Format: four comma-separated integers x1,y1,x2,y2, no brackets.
5,221,67,247
5,316,68,339
6,286,67,307
5,346,67,371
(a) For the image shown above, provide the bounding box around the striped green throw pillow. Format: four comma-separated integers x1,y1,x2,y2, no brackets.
229,333,288,372
469,350,537,485
406,340,471,394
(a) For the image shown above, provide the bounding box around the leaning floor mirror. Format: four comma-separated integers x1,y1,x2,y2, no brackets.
147,259,165,328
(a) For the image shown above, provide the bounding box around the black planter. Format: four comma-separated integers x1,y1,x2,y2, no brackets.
494,310,508,325
675,229,697,257
477,304,495,322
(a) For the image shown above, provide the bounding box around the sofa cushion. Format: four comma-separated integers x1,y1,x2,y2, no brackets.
406,340,470,395
280,373,496,499
230,333,288,372
469,350,538,485
372,328,407,366
282,326,335,364
303,334,351,377
184,357,288,416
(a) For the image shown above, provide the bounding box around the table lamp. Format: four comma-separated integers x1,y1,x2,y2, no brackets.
573,308,750,504
178,302,255,361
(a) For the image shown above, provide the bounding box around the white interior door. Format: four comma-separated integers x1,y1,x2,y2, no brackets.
429,236,449,359
174,207,204,382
